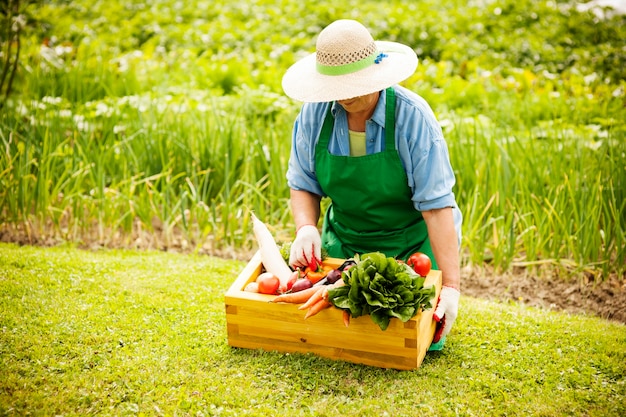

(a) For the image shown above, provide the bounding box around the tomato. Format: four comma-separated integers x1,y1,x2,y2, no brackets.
407,252,432,277
256,272,280,294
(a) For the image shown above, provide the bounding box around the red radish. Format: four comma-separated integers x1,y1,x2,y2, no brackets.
286,270,299,291
325,269,342,284
251,213,293,292
290,278,313,293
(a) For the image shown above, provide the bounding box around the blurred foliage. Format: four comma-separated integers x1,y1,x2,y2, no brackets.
1,0,624,275
10,0,625,102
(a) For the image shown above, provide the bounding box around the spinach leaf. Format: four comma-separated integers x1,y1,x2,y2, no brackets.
328,252,436,331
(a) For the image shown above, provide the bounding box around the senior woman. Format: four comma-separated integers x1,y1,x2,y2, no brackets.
282,19,462,348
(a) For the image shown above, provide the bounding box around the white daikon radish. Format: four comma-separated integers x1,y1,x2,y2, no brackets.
251,213,293,291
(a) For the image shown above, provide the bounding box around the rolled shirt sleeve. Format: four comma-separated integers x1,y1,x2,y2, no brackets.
394,88,463,243
286,103,328,197
409,138,458,212
393,88,458,210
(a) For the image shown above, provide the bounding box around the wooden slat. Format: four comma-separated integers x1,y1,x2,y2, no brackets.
226,303,419,337
227,318,416,356
228,334,417,370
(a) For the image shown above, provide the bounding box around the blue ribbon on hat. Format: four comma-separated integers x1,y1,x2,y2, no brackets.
374,53,388,64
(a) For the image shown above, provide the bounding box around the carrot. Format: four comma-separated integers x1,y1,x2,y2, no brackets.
298,287,325,310
342,310,350,327
303,298,331,319
270,286,319,304
322,286,332,300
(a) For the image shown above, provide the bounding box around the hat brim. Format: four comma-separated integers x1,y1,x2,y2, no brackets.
282,41,418,103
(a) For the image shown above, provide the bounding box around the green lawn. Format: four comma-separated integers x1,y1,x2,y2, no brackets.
0,243,624,416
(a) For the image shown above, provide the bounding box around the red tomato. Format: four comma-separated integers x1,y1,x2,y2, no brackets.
407,252,432,277
256,272,280,294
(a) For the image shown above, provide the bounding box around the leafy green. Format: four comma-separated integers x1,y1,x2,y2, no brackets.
279,242,292,265
328,252,436,330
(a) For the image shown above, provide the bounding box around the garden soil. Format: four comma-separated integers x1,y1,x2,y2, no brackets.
460,265,626,323
1,225,625,324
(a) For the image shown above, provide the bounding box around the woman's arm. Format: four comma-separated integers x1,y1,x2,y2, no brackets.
290,189,322,230
421,207,460,289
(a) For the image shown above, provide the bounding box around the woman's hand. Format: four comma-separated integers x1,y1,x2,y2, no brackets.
289,224,322,269
289,189,323,269
432,286,460,342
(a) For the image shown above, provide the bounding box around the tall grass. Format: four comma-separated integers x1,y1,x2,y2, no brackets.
439,71,626,278
2,73,624,277
0,84,296,253
446,111,625,278
1,0,625,279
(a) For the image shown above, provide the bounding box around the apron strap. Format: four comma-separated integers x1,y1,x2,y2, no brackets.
318,103,334,149
384,87,396,150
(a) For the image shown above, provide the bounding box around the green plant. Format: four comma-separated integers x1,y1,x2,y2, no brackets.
0,0,624,281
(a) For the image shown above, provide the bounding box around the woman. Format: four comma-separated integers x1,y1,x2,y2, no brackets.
282,19,462,348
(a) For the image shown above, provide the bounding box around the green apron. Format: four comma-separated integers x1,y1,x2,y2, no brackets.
315,88,437,267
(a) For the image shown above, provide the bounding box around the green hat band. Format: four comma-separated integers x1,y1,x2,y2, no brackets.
316,51,382,76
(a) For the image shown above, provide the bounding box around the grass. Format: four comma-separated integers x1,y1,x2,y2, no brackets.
1,243,624,416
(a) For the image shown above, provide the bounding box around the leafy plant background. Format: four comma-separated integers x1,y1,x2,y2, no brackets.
1,0,625,281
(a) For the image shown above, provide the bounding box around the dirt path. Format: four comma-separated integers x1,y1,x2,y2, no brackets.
461,266,626,324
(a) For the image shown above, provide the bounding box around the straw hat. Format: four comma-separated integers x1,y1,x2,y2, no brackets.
282,19,418,103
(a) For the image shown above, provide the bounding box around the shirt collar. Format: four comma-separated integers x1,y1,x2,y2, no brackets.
330,90,386,128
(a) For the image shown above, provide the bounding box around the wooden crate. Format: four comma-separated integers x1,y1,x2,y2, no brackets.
224,251,442,370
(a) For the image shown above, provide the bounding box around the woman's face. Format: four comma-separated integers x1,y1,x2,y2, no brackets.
337,92,379,114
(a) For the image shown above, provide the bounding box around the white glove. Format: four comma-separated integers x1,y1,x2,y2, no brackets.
433,286,460,342
289,225,322,269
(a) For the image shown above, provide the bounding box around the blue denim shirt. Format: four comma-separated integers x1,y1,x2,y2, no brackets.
286,85,462,241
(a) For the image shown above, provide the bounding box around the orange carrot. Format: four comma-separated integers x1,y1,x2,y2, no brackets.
271,286,319,304
299,278,345,309
303,299,331,319
342,310,350,327
298,287,325,310
321,287,329,300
